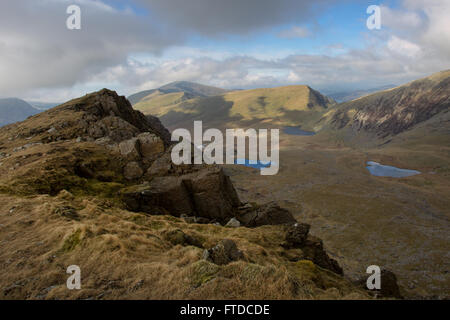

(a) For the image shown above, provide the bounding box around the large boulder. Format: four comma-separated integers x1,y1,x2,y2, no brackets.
122,167,241,222
182,167,241,224
237,202,297,227
119,138,140,160
120,177,194,216
203,239,244,265
285,223,311,247
136,132,164,160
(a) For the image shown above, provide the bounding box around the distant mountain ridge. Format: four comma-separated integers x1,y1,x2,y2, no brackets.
318,70,450,145
128,81,227,105
0,98,40,127
328,85,396,103
27,101,61,110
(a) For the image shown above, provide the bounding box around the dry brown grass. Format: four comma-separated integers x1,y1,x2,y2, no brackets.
0,193,367,300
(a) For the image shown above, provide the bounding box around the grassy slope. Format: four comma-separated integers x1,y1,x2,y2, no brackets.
134,91,189,115
135,85,335,131
0,193,364,299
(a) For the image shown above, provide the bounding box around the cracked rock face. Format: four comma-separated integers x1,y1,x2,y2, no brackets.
121,166,242,223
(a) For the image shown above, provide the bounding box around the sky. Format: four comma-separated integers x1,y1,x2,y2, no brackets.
0,0,449,102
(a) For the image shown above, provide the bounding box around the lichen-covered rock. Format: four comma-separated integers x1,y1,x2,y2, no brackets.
203,239,244,265
136,132,164,160
87,115,139,142
285,223,311,247
119,138,140,159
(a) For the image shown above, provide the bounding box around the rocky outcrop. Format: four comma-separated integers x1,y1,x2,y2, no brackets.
121,166,241,224
146,115,171,145
237,202,297,227
121,177,194,217
301,235,343,275
182,167,241,223
281,224,343,275
118,133,165,166
285,223,311,247
119,138,141,160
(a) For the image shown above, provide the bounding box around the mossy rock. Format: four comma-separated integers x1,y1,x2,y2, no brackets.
189,260,219,287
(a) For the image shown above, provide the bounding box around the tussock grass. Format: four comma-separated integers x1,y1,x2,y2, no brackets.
0,193,367,300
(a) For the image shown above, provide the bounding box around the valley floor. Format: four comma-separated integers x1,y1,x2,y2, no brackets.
224,133,450,299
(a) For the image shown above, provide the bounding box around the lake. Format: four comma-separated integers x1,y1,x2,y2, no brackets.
366,161,421,178
283,126,316,136
235,158,272,169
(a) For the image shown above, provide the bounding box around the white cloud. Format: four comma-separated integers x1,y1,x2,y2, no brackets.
0,0,178,97
387,36,422,58
1,0,450,101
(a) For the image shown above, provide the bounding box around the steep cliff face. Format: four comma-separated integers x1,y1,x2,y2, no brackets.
0,89,372,300
323,70,450,139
